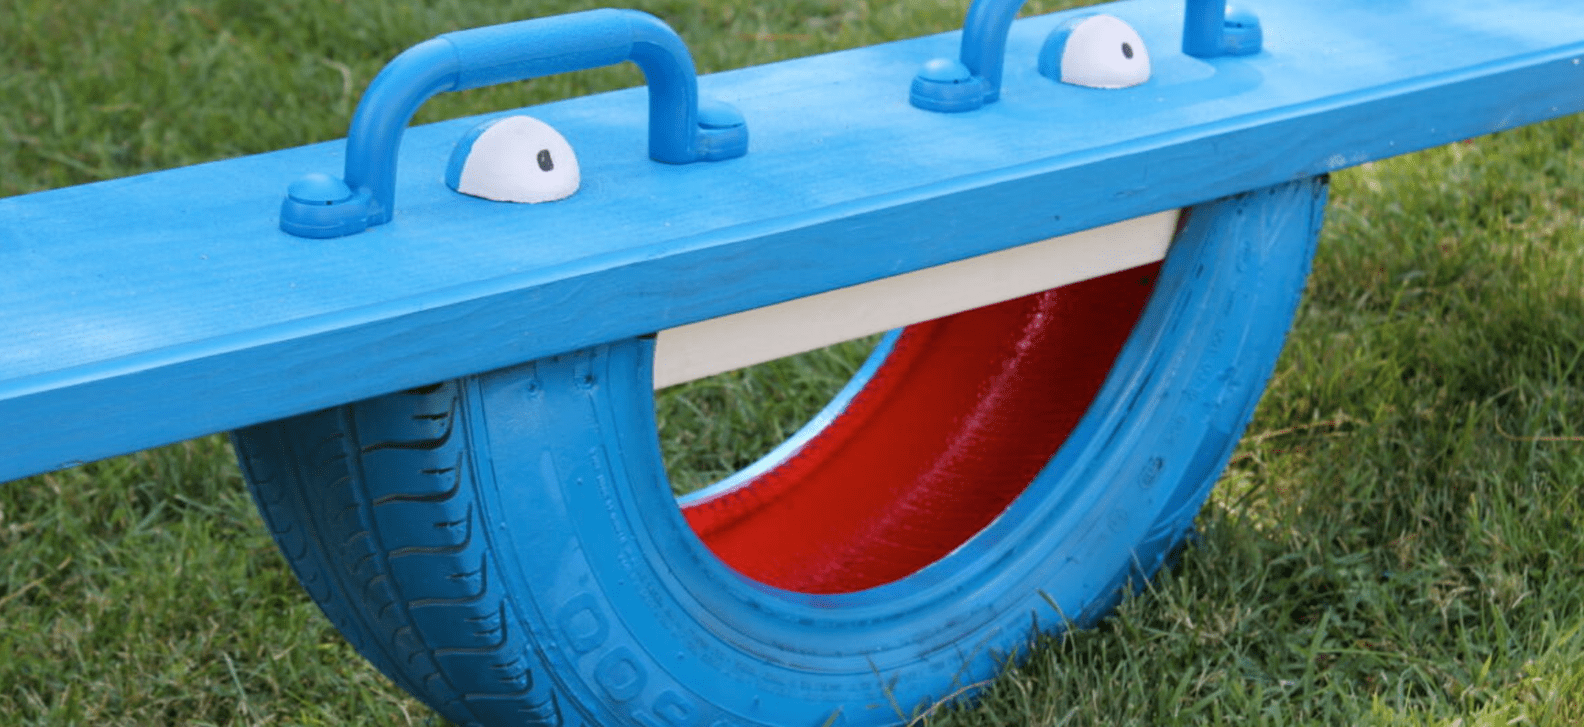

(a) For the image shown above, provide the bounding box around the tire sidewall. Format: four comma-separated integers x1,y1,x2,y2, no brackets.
466,179,1328,726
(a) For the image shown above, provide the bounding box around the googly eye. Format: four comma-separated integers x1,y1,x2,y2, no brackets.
1038,14,1151,90
447,115,580,204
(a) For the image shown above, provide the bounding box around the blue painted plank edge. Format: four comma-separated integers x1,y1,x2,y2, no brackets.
3,0,1583,480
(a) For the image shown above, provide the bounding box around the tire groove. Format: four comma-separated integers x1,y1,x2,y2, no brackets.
373,453,465,506
360,397,459,454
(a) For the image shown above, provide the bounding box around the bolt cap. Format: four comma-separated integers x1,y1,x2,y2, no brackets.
286,173,353,205
917,58,974,84
698,100,746,130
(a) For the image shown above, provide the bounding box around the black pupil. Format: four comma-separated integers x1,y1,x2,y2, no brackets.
1121,42,1134,59
537,149,554,172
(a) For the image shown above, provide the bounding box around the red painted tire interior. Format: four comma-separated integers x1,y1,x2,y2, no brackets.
679,261,1162,594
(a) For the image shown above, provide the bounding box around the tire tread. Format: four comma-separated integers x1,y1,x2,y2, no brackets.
234,382,565,726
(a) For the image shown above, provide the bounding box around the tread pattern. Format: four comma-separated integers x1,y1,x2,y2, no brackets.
234,383,568,727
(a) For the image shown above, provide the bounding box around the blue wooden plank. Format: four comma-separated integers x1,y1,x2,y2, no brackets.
3,0,1583,480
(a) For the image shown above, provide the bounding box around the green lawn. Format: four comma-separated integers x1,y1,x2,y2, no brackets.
4,1,1583,725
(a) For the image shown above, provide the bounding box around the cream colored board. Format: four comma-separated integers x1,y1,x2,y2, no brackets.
652,210,1178,389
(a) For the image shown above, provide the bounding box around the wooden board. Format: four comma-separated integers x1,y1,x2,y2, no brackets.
2,0,1583,480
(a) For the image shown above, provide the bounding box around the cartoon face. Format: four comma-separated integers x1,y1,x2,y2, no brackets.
1039,14,1151,90
447,115,580,204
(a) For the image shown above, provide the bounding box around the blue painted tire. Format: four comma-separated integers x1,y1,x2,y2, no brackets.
232,177,1327,726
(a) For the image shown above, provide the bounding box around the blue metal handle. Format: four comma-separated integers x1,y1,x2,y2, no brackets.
911,0,1261,112
1182,0,1226,57
909,0,1030,112
281,8,748,239
1183,0,1263,58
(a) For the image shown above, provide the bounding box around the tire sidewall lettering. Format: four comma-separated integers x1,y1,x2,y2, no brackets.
555,589,715,725
595,647,648,702
556,593,610,655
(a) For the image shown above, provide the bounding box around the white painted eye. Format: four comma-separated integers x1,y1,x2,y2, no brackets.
1038,14,1151,90
447,115,580,204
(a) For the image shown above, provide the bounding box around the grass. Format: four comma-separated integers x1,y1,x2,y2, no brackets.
3,0,1583,724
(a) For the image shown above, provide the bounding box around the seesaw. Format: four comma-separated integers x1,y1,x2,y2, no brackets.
3,0,1581,724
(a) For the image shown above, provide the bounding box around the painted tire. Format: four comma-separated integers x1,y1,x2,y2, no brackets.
232,177,1327,726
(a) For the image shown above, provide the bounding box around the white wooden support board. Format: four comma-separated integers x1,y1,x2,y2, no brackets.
651,210,1176,388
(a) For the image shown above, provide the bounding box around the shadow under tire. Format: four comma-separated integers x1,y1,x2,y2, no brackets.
233,177,1328,726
